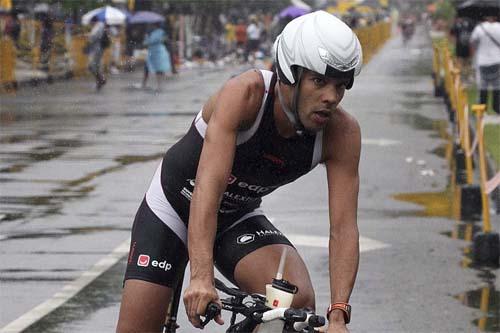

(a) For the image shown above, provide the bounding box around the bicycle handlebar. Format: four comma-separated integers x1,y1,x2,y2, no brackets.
202,278,326,332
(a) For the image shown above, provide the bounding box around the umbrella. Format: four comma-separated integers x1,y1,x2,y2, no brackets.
128,11,165,24
278,5,310,19
457,0,500,20
82,6,128,25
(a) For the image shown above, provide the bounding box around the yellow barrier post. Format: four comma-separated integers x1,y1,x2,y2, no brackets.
460,86,474,184
471,104,499,265
472,104,491,231
0,37,16,92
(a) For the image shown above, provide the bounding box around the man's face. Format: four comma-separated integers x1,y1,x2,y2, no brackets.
295,69,349,132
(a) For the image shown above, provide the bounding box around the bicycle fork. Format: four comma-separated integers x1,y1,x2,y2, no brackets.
163,271,184,333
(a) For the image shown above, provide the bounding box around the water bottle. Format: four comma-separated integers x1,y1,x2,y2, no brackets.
258,248,298,333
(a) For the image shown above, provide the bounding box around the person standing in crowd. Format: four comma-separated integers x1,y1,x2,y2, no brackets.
5,11,21,49
450,16,474,79
246,14,261,63
87,17,109,91
39,15,53,71
141,22,171,93
163,20,177,75
224,19,236,56
109,25,121,74
234,18,247,62
470,14,500,115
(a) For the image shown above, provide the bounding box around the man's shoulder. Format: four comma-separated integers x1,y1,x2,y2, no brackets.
230,69,266,92
322,108,361,162
328,107,360,134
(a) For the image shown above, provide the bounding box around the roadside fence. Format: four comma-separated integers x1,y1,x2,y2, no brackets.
0,18,118,92
432,39,500,266
1,18,391,93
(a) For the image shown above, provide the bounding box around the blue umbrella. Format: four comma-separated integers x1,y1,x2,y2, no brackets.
128,11,165,24
82,6,129,25
278,5,310,19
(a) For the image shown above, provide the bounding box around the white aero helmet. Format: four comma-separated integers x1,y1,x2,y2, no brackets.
274,10,362,89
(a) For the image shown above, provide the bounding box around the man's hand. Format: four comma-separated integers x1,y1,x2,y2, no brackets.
183,278,224,329
318,310,350,333
325,321,350,333
318,322,349,333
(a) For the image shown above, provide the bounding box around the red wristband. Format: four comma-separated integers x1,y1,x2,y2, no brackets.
327,302,351,324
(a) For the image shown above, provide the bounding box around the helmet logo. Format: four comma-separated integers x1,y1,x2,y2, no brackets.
318,47,358,72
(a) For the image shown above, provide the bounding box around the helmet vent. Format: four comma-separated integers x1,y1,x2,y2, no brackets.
318,47,358,72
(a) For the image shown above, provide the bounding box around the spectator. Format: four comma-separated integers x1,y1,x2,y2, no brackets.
141,23,172,92
246,14,261,63
234,18,247,62
39,15,53,71
470,14,500,115
450,16,474,77
5,11,21,48
109,25,121,74
87,18,109,91
224,20,236,55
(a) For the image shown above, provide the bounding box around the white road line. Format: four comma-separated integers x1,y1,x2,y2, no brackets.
287,234,390,252
362,138,402,146
0,238,131,333
0,233,389,332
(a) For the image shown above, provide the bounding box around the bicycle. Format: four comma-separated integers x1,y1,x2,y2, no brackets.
163,248,325,332
201,278,326,332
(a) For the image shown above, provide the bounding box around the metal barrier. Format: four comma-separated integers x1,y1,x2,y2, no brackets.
0,37,16,91
2,20,391,90
432,39,499,265
354,21,392,64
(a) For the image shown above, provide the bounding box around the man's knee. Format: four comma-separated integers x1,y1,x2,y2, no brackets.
116,280,172,333
291,285,315,311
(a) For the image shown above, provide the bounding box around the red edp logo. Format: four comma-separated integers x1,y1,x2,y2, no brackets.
273,299,279,307
228,174,237,184
137,254,150,267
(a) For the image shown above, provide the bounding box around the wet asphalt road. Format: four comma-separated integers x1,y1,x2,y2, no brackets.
1,25,499,333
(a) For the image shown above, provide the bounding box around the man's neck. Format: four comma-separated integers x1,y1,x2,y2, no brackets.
273,83,297,139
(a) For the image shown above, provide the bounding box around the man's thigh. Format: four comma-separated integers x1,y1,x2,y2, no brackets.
214,214,315,309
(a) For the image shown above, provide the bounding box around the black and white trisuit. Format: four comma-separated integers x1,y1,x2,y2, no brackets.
124,69,324,287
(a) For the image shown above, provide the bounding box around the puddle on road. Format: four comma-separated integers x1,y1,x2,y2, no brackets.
0,153,162,224
1,109,197,124
390,112,449,133
0,139,86,174
392,188,456,218
0,225,130,241
0,134,37,144
389,108,499,330
0,163,28,173
454,284,499,332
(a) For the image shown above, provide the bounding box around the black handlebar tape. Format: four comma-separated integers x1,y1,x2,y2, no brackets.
284,308,307,322
308,315,326,327
201,303,221,328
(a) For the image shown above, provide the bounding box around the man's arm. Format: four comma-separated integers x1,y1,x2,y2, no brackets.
323,108,361,330
184,70,264,328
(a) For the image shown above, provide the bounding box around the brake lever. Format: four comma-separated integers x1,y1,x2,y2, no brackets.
200,303,221,328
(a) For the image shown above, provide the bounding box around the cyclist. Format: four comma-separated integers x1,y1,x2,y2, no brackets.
116,10,362,333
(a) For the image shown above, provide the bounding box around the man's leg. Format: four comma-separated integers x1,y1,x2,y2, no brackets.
116,198,189,332
479,89,488,105
234,244,315,310
214,214,315,310
117,280,173,333
493,89,499,115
